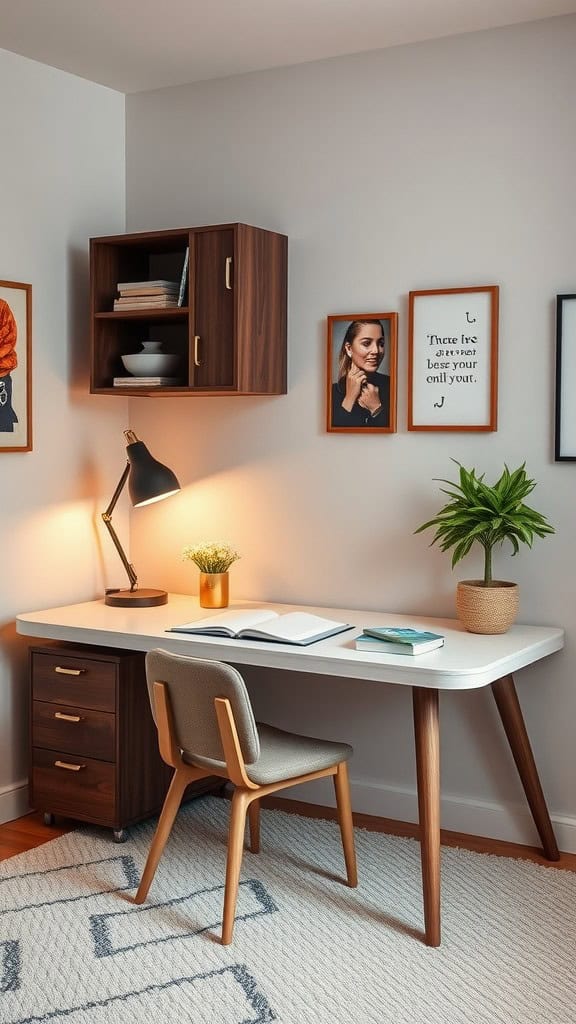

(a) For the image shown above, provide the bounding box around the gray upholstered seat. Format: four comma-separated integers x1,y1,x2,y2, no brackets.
185,723,352,785
136,648,357,944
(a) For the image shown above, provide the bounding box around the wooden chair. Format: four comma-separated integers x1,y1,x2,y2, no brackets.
134,648,358,944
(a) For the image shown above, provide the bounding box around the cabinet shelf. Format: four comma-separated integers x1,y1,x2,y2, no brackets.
95,308,190,320
90,223,287,395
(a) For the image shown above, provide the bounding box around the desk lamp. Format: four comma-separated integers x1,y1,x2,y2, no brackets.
102,430,180,607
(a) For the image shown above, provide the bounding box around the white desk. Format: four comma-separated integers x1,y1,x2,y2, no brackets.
17,594,564,947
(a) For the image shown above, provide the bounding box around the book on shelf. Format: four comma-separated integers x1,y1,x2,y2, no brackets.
113,376,180,386
116,294,178,304
177,247,189,307
116,279,179,291
118,286,179,297
356,627,445,655
167,609,352,646
113,299,179,310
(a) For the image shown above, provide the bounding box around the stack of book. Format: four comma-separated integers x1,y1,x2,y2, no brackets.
113,280,179,311
355,627,445,656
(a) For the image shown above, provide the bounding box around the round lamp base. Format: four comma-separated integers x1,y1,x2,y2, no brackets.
105,589,168,608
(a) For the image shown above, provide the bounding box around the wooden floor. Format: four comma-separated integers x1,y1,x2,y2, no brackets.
2,799,576,871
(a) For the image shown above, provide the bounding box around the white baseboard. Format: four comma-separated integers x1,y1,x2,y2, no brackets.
280,776,576,855
0,781,30,825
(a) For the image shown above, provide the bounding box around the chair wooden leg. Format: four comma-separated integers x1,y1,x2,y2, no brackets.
248,798,261,853
134,769,189,904
222,789,250,945
413,686,441,947
333,762,358,887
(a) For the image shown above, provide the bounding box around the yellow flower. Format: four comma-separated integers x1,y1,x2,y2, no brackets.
182,541,240,573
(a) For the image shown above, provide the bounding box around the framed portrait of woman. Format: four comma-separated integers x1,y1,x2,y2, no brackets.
0,280,32,453
326,312,398,433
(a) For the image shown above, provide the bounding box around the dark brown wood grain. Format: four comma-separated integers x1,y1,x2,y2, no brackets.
236,223,287,394
413,686,441,947
32,701,115,762
491,674,559,860
192,228,235,388
29,644,219,835
31,748,116,825
89,223,287,396
31,650,117,712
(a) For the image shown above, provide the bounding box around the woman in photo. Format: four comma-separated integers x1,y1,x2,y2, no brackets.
331,319,390,427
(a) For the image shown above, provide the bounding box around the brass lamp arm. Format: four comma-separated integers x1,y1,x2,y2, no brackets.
101,462,138,592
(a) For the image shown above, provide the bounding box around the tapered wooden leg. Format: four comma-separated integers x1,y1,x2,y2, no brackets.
222,789,250,945
248,799,261,853
135,769,189,904
333,762,358,887
491,674,559,860
413,686,441,947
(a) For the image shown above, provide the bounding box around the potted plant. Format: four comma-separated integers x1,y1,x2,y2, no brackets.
182,541,240,609
415,463,555,633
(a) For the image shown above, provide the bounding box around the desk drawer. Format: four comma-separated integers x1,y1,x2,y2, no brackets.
31,652,116,712
31,747,116,823
32,701,115,762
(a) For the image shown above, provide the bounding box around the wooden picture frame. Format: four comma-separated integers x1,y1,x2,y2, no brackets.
0,279,32,452
555,294,576,461
408,286,498,431
327,312,398,433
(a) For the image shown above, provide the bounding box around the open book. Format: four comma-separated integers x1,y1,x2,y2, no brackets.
168,609,352,646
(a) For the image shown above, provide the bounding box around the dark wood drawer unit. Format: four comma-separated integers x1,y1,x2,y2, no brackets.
29,644,176,840
32,702,115,761
31,651,116,711
31,748,116,825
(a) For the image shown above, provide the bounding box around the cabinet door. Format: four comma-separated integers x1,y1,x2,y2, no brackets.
192,229,235,388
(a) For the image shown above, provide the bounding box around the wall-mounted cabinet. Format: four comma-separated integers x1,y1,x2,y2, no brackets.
90,223,287,396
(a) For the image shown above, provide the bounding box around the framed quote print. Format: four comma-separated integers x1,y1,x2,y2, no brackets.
555,294,576,460
408,286,499,431
0,280,32,453
327,312,398,433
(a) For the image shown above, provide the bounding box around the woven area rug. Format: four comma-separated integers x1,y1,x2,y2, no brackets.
1,796,575,1024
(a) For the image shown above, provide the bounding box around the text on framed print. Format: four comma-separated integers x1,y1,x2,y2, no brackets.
408,286,498,431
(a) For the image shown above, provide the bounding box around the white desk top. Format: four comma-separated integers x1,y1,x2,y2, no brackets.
16,594,564,691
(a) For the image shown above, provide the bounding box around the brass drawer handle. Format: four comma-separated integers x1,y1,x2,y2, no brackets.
225,256,232,290
54,760,86,772
194,335,201,367
54,712,82,723
54,666,86,676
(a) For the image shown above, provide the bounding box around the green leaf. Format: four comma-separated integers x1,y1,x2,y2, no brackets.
414,461,554,582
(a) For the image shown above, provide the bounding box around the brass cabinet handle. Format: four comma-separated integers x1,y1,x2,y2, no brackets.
54,712,82,723
54,666,85,676
194,335,201,367
54,760,86,772
225,256,232,290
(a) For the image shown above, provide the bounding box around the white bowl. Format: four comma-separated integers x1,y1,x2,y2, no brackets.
121,352,180,377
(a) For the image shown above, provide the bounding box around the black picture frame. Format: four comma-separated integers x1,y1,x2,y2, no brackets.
555,294,576,461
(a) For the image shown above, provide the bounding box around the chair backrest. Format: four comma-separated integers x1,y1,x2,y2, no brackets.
145,648,260,766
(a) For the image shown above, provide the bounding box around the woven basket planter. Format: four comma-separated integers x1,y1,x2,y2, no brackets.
456,580,519,634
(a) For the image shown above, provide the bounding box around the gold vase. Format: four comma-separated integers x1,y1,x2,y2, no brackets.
199,572,229,609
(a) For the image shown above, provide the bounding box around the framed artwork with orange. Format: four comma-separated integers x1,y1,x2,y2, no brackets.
0,280,32,453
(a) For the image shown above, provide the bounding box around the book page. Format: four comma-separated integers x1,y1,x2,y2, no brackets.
240,612,348,643
171,609,278,634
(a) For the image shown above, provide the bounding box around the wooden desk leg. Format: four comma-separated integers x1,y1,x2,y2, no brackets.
491,674,559,861
412,686,441,947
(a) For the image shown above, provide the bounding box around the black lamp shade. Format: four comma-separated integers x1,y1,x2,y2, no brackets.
126,439,180,507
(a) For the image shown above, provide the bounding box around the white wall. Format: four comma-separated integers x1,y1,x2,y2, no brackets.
125,16,576,848
0,49,127,822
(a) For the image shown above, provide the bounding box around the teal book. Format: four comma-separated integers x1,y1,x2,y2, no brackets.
359,627,444,655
